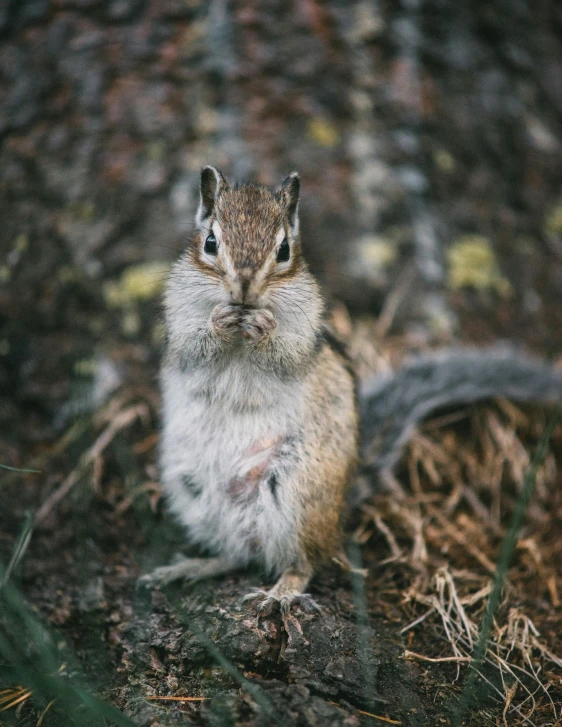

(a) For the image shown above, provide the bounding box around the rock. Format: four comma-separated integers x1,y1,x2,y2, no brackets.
79,576,105,612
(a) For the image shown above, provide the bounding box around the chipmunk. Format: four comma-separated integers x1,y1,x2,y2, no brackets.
139,166,562,615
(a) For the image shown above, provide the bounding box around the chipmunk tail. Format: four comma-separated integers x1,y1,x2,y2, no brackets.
351,347,562,504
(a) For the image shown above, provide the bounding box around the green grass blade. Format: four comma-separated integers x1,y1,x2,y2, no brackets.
0,571,139,727
1,511,34,590
0,463,41,474
348,541,379,711
452,400,562,725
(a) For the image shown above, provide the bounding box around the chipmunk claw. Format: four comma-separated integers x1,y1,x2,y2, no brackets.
241,588,269,603
241,589,279,619
242,589,321,618
291,594,322,614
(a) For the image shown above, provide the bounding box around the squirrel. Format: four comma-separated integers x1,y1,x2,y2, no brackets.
138,166,562,616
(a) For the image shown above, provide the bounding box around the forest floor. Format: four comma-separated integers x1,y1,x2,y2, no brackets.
2,284,562,727
3,3,562,725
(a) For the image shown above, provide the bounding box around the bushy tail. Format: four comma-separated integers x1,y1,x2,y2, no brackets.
359,348,562,481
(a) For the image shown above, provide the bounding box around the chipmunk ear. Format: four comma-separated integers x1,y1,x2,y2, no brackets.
277,171,300,236
196,166,227,227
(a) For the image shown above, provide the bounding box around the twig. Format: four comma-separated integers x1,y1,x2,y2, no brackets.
36,699,56,726
0,689,32,712
427,506,495,573
400,608,435,635
146,696,207,702
375,265,416,338
1,420,89,488
36,405,147,523
362,506,403,559
358,712,401,725
403,650,471,663
328,702,402,724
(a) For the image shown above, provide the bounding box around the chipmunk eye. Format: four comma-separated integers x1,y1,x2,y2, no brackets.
204,233,218,255
276,237,290,263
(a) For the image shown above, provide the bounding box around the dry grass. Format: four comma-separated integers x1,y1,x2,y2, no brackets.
332,308,562,725
358,399,562,725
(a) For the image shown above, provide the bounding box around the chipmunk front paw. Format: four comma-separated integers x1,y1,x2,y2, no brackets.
240,309,277,343
211,304,242,341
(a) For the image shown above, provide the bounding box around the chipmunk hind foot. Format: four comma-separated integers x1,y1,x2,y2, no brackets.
242,564,321,618
137,555,236,591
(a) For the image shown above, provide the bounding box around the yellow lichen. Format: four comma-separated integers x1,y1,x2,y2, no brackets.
447,235,512,297
307,118,340,148
147,141,166,162
14,233,29,252
58,265,80,284
67,201,95,221
122,310,141,337
73,359,99,377
434,149,455,173
358,236,397,269
545,204,562,237
104,262,170,308
152,321,167,346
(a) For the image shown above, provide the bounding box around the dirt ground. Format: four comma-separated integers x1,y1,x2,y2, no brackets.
2,300,562,726
2,1,562,726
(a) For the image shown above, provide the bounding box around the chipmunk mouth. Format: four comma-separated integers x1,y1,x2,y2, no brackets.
229,301,257,310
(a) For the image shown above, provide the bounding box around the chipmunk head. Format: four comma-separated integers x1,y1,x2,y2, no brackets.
190,166,303,307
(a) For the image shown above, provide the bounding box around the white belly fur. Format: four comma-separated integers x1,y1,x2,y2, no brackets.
160,363,305,573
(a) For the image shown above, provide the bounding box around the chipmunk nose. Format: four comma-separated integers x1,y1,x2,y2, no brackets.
230,268,255,306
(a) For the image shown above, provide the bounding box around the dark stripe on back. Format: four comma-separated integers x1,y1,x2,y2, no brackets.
268,473,279,504
321,328,352,363
318,327,360,412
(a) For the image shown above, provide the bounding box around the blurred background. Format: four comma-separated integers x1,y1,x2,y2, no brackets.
3,0,562,449
2,2,562,725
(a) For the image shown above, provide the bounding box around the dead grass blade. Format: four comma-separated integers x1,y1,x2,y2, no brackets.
146,695,208,701
362,505,403,560
36,403,148,523
0,688,32,712
362,394,562,726
453,400,562,725
404,650,471,663
328,701,402,724
374,264,416,339
36,698,55,726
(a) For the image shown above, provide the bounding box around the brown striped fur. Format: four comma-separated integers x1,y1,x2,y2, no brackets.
148,166,359,615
